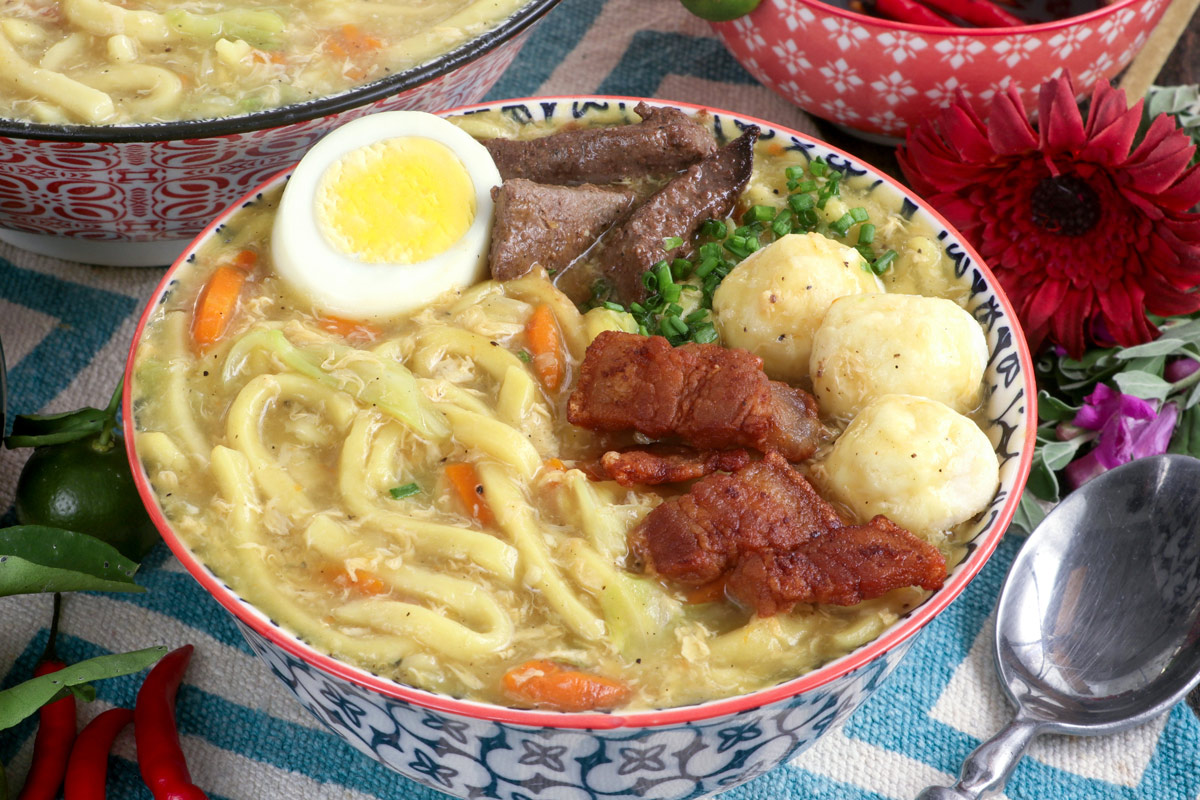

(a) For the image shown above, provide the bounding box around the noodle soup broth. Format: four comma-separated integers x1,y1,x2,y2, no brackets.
129,103,1022,712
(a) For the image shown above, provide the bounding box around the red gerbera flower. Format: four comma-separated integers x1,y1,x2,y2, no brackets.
898,75,1200,358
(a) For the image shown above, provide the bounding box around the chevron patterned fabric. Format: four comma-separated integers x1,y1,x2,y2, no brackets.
2,0,1199,797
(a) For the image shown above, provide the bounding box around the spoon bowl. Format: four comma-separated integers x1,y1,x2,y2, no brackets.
919,454,1200,799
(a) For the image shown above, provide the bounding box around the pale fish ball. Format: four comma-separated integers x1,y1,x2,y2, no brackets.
810,293,988,420
712,232,882,383
816,394,999,537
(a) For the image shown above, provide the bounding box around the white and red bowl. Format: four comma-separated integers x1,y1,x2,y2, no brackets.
710,0,1169,141
0,0,560,266
123,96,1037,798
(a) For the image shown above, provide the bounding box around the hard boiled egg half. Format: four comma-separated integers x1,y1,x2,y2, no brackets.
272,110,501,320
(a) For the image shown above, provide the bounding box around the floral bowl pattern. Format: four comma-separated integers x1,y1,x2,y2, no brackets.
0,0,561,267
710,0,1170,140
124,97,1037,798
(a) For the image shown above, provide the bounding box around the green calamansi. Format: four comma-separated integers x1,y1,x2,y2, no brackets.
678,0,762,21
5,380,160,562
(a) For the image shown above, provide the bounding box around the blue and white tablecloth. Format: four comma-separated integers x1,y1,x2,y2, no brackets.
2,0,1198,796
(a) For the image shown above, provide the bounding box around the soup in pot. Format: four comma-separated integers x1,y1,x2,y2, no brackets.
0,0,528,125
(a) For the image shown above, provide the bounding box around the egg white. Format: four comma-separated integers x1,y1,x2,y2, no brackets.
271,110,502,321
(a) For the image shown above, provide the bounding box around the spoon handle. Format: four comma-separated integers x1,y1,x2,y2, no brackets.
915,717,1041,800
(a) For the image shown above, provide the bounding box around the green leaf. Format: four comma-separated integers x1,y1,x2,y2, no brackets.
1037,390,1078,422
4,408,108,449
0,646,166,731
1170,404,1200,458
0,526,144,597
67,683,96,703
1113,370,1172,402
1040,438,1089,473
1145,84,1200,158
1115,338,1186,359
1025,457,1061,503
1187,380,1200,410
1123,355,1166,377
1010,490,1049,536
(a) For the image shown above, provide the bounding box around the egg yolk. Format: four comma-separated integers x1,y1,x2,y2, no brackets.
314,136,476,264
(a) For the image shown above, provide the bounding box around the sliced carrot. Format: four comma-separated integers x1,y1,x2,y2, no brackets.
525,304,565,392
544,458,566,471
228,249,258,272
445,462,494,527
767,141,787,157
191,265,246,352
331,567,389,596
502,660,631,712
317,315,380,343
341,24,383,52
332,568,389,596
683,574,729,604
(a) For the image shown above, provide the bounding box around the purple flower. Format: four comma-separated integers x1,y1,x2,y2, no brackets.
1165,357,1200,383
1065,384,1178,489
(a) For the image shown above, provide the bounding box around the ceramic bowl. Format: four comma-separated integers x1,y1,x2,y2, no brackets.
710,0,1169,141
123,96,1037,799
0,0,560,267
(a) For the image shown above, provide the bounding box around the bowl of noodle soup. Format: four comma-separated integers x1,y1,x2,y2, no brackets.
0,0,560,266
124,96,1036,798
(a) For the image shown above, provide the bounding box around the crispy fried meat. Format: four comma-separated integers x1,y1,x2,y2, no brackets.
599,446,753,486
567,331,825,461
630,452,946,616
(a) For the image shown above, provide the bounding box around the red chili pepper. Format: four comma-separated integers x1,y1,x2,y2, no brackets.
875,0,959,25
63,708,134,800
18,594,77,800
134,645,207,800
917,0,1024,26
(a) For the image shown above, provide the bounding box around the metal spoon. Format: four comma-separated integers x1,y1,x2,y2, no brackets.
918,454,1200,800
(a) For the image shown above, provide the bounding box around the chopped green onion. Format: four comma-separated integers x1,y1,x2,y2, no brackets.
700,219,727,239
788,193,815,213
743,205,775,223
692,323,719,343
638,324,650,336
517,350,532,363
809,158,828,177
850,207,869,223
672,258,693,280
662,283,682,303
630,302,646,314
602,301,625,312
785,165,806,181
685,308,709,324
390,482,421,499
655,261,674,293
858,223,876,245
662,236,684,251
695,258,719,279
795,179,818,193
642,270,658,291
666,302,685,317
831,212,856,235
871,249,898,275
699,242,725,261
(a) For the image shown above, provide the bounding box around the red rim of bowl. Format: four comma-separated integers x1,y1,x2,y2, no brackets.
765,0,1149,35
124,95,1038,730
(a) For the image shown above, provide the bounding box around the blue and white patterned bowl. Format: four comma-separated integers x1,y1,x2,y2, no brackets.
124,96,1037,799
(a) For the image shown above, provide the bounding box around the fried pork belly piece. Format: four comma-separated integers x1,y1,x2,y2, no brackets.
567,331,825,461
630,452,946,616
600,126,758,302
599,446,753,486
482,103,716,185
488,180,636,281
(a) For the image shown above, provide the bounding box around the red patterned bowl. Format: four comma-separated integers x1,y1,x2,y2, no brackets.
0,0,560,266
710,0,1169,141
